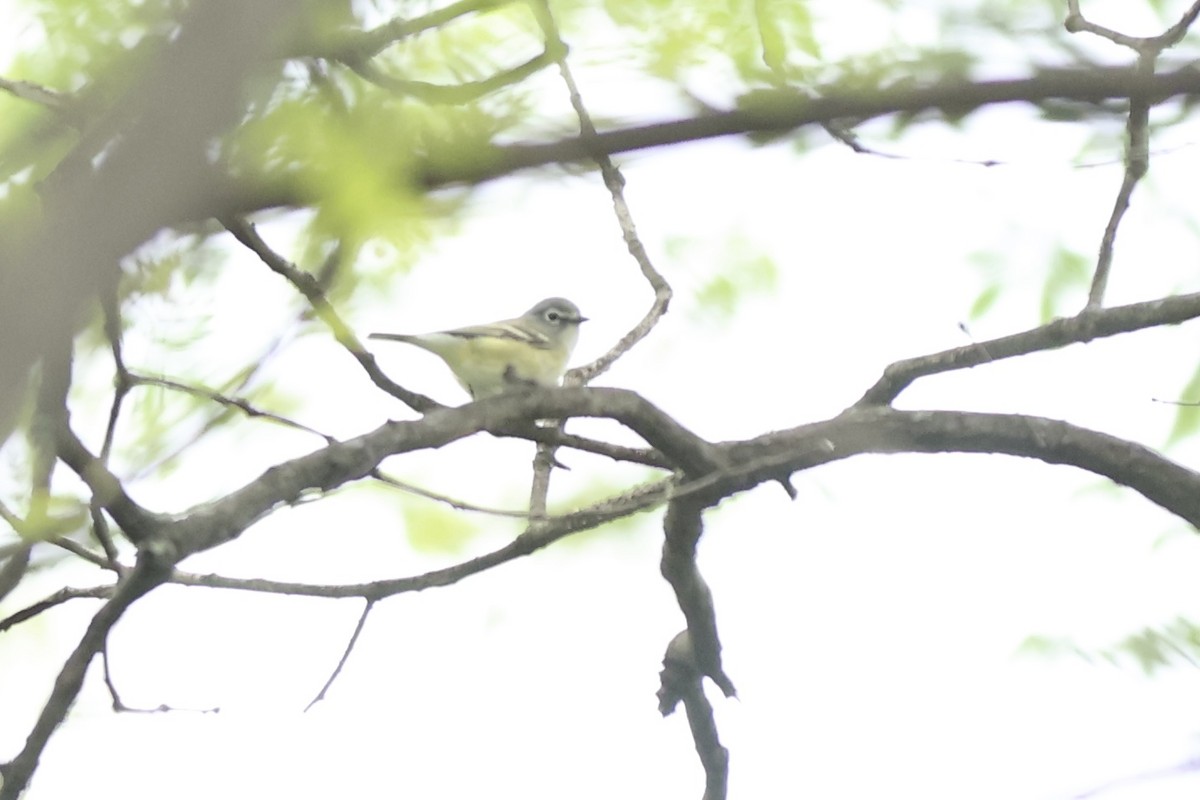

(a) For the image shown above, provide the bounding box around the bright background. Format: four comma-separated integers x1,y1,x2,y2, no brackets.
3,0,1200,798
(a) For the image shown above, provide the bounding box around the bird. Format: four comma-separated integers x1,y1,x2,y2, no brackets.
368,297,587,400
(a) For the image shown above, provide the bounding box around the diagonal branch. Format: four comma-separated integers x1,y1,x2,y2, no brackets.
129,372,335,443
526,0,673,516
0,584,114,634
0,554,168,800
854,290,1200,407
1085,52,1152,309
534,0,672,385
305,599,374,711
1060,0,1200,309
221,216,438,414
55,427,163,543
0,76,81,123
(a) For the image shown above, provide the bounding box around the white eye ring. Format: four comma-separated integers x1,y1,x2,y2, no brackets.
546,310,561,322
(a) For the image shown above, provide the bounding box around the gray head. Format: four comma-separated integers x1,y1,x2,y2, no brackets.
524,297,587,328
520,298,586,353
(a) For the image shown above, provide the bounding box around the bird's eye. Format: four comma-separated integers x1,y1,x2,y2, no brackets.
546,311,561,322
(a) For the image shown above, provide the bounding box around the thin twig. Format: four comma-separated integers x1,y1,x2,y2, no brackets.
532,2,672,386
94,288,127,565
525,0,674,516
305,599,374,711
1085,52,1152,308
345,49,560,105
129,373,335,443
0,584,114,634
1065,0,1200,51
0,76,75,116
1062,1,1200,308
47,536,111,569
322,0,515,59
371,469,537,519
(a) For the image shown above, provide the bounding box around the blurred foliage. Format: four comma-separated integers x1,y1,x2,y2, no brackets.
966,244,1092,325
1021,617,1200,674
1039,247,1090,323
602,0,821,86
1166,362,1200,447
403,497,482,555
666,233,778,323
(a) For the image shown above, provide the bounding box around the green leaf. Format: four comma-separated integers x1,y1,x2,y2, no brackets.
1119,628,1172,673
692,236,778,322
1038,247,1090,322
403,500,481,555
967,282,1002,321
1166,361,1200,446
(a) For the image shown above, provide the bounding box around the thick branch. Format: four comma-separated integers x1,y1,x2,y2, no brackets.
661,499,737,697
656,631,730,800
160,387,717,559
177,406,1200,607
414,66,1200,187
723,409,1200,528
200,65,1200,214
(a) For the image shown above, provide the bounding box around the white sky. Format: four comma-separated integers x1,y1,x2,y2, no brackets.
4,1,1200,799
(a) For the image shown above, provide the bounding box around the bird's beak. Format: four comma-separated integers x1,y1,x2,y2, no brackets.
576,315,589,323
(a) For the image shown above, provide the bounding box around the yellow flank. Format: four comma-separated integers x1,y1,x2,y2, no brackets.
414,333,566,397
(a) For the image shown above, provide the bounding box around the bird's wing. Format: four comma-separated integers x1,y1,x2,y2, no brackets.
448,320,553,348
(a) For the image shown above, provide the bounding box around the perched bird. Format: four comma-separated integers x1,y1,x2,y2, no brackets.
368,297,587,400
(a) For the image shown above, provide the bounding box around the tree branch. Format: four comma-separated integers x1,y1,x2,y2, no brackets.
661,498,737,698
0,554,167,800
412,66,1200,188
0,585,114,634
305,600,374,711
855,291,1200,407
0,0,298,438
55,426,163,543
309,0,515,60
1085,49,1152,309
222,216,439,414
723,408,1200,528
656,630,730,800
174,404,1200,609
